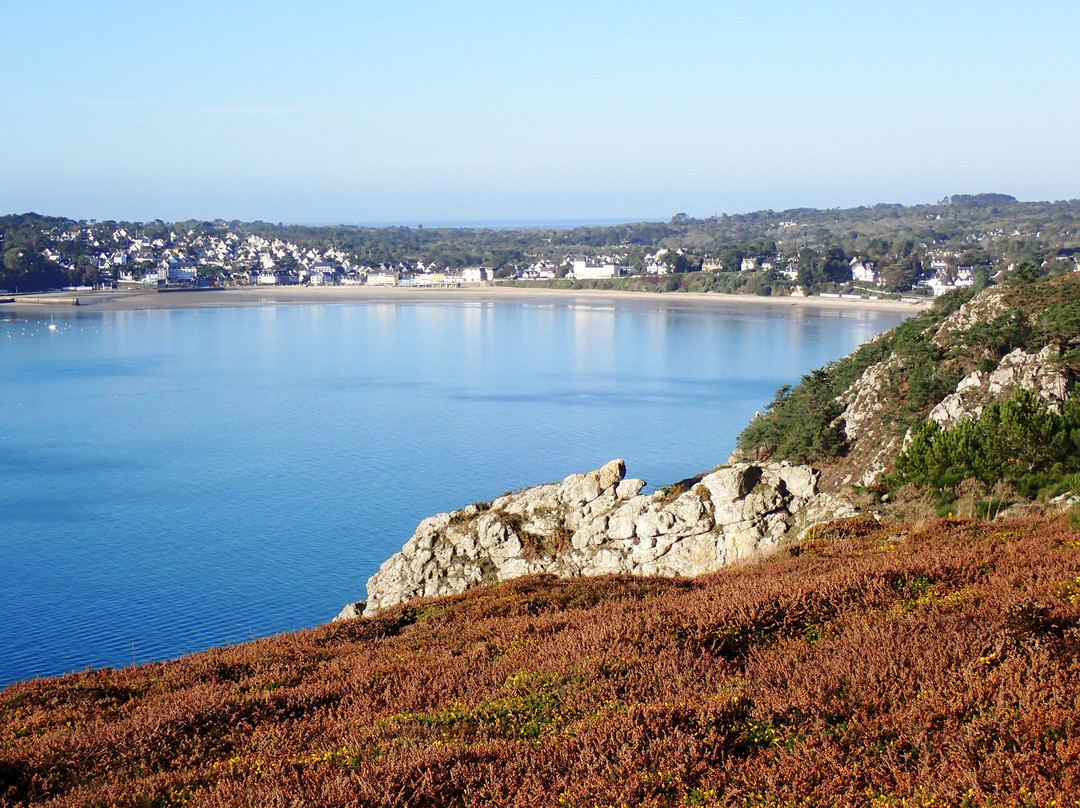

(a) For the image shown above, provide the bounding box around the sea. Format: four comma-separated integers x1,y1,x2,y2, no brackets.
0,298,911,686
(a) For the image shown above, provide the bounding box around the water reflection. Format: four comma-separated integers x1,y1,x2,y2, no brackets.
0,299,912,685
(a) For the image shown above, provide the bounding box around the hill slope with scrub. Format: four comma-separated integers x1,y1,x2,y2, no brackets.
6,269,1080,807
737,273,1080,513
4,513,1080,807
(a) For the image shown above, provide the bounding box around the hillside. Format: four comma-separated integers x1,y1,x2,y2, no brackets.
737,273,1080,513
4,195,1080,294
6,274,1080,807
4,513,1080,807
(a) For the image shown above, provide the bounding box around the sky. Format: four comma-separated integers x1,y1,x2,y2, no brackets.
2,0,1078,223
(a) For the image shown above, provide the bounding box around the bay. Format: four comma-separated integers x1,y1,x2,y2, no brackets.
0,298,909,686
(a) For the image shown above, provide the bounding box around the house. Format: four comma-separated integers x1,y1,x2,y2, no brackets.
257,269,295,285
954,267,975,288
365,272,397,287
522,261,555,280
917,276,956,297
163,259,197,283
308,263,337,285
929,255,952,275
740,257,758,272
701,258,723,272
118,268,160,285
569,259,621,280
462,267,489,283
850,258,879,285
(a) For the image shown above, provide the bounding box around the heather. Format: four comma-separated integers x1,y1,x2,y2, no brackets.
4,514,1080,807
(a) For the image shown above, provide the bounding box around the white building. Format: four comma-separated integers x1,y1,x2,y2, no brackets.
522,261,556,280
258,269,293,285
954,267,975,288
462,267,489,283
308,263,337,285
850,258,879,285
570,259,621,280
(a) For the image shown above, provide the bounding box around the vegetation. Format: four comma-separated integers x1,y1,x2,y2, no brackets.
3,193,1080,292
737,275,1080,493
736,292,958,463
892,389,1080,499
4,514,1080,806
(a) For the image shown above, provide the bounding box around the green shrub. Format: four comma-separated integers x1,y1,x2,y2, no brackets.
1069,508,1080,533
891,389,1080,494
962,309,1033,359
1035,302,1080,347
737,300,959,464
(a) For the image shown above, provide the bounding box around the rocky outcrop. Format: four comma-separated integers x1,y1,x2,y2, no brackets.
341,459,855,618
830,316,1076,486
931,287,1011,346
929,345,1075,430
835,355,906,486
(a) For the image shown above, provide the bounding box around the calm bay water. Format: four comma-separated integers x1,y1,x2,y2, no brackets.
0,298,909,686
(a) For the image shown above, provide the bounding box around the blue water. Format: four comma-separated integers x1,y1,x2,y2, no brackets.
0,299,909,686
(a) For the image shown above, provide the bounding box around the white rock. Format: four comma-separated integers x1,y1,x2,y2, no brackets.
597,458,626,491
333,601,365,621
777,465,818,500
349,459,850,617
616,478,646,499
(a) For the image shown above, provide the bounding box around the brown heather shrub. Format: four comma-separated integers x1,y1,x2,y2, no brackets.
4,515,1080,807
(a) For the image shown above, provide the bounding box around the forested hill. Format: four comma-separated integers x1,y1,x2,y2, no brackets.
737,272,1080,517
2,194,1079,293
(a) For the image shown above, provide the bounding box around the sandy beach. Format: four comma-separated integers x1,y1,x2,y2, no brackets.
0,284,931,314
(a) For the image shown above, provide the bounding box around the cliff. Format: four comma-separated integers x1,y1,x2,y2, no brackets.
340,459,854,618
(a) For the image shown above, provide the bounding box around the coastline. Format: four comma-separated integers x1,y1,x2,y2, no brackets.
0,284,930,314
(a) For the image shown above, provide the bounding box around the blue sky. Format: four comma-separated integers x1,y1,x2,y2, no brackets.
2,1,1077,223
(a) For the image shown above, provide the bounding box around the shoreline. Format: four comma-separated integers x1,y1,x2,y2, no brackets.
0,284,931,314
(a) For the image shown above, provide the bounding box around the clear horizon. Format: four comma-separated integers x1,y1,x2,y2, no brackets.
3,1,1078,223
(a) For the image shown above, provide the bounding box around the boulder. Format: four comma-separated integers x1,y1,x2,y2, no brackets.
333,601,366,621
351,459,847,618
